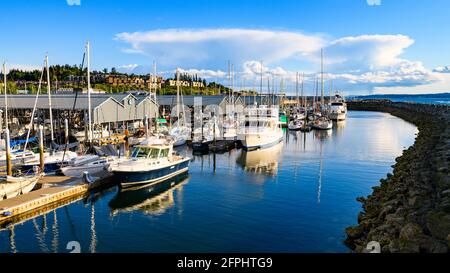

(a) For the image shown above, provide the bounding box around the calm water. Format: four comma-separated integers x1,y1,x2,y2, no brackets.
353,94,450,105
0,111,418,253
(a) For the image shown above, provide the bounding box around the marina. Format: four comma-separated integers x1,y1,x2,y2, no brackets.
0,110,418,252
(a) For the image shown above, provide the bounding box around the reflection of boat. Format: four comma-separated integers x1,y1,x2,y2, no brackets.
236,141,283,175
108,174,189,216
314,129,332,140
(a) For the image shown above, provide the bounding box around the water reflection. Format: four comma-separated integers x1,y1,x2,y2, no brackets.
109,174,189,216
236,142,284,176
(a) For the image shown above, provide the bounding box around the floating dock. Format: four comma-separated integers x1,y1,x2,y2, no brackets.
0,175,113,227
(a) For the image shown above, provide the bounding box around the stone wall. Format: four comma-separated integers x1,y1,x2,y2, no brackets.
345,100,450,253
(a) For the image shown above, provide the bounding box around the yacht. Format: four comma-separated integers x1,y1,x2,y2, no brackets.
329,94,347,121
108,141,190,188
240,104,284,151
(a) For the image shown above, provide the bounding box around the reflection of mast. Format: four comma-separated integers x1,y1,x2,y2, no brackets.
33,217,49,252
89,203,97,253
9,226,17,253
51,210,59,253
317,141,323,204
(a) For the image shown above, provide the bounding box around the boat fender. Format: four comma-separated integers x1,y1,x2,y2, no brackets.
2,211,12,216
82,171,95,184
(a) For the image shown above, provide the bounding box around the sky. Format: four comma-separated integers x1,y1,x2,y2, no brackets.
1,0,450,95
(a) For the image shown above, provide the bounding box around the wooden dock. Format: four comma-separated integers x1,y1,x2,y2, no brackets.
0,174,115,227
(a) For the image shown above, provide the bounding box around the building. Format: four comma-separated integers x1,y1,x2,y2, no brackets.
167,80,204,88
0,93,159,128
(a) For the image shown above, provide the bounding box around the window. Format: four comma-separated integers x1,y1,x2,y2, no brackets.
160,148,169,158
148,148,160,159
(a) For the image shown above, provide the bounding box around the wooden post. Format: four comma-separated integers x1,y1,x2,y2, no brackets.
39,125,45,172
5,128,12,176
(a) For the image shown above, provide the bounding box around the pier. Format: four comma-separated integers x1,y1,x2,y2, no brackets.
0,175,113,228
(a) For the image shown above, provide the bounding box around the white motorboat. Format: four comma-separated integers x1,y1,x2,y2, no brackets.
240,104,284,151
329,94,347,121
21,150,78,174
109,141,191,188
60,155,118,178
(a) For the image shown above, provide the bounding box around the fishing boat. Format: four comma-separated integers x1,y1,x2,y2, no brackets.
329,94,347,121
240,103,284,151
311,116,333,130
108,141,190,188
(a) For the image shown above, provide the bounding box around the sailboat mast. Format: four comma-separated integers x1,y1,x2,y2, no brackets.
176,67,180,122
321,48,324,106
3,62,9,133
3,62,12,176
301,73,304,108
86,41,93,142
295,72,299,107
46,55,54,142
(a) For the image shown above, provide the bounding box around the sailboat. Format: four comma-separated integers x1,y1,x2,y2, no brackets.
19,54,78,174
289,72,306,131
312,49,333,131
169,68,190,146
0,62,44,200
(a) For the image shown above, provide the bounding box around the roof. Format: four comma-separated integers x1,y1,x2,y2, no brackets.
0,93,153,110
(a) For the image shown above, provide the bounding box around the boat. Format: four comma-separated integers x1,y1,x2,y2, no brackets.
329,94,347,121
169,68,191,147
279,111,288,127
0,62,44,199
240,103,284,151
59,154,118,178
0,173,44,200
311,116,333,130
288,119,305,131
21,150,78,174
108,141,190,188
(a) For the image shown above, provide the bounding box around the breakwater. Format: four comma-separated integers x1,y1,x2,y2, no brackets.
345,100,450,253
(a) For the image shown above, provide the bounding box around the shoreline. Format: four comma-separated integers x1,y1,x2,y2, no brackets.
345,100,450,253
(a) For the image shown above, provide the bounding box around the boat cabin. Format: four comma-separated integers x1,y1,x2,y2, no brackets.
131,144,173,160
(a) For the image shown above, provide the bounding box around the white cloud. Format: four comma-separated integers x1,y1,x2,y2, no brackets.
66,0,81,6
120,64,139,70
114,28,325,67
114,28,446,94
178,68,226,79
367,0,381,6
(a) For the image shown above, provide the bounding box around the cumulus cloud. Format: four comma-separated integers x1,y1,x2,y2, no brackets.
66,0,81,6
120,64,139,70
114,28,443,94
114,28,325,67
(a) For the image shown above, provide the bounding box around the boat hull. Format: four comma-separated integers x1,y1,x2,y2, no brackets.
113,159,190,188
241,131,284,151
329,112,347,121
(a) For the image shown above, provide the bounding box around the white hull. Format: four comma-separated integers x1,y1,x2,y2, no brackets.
241,129,284,150
0,174,43,199
329,111,347,121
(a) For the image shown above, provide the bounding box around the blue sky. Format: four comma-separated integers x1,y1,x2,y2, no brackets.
1,0,450,95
